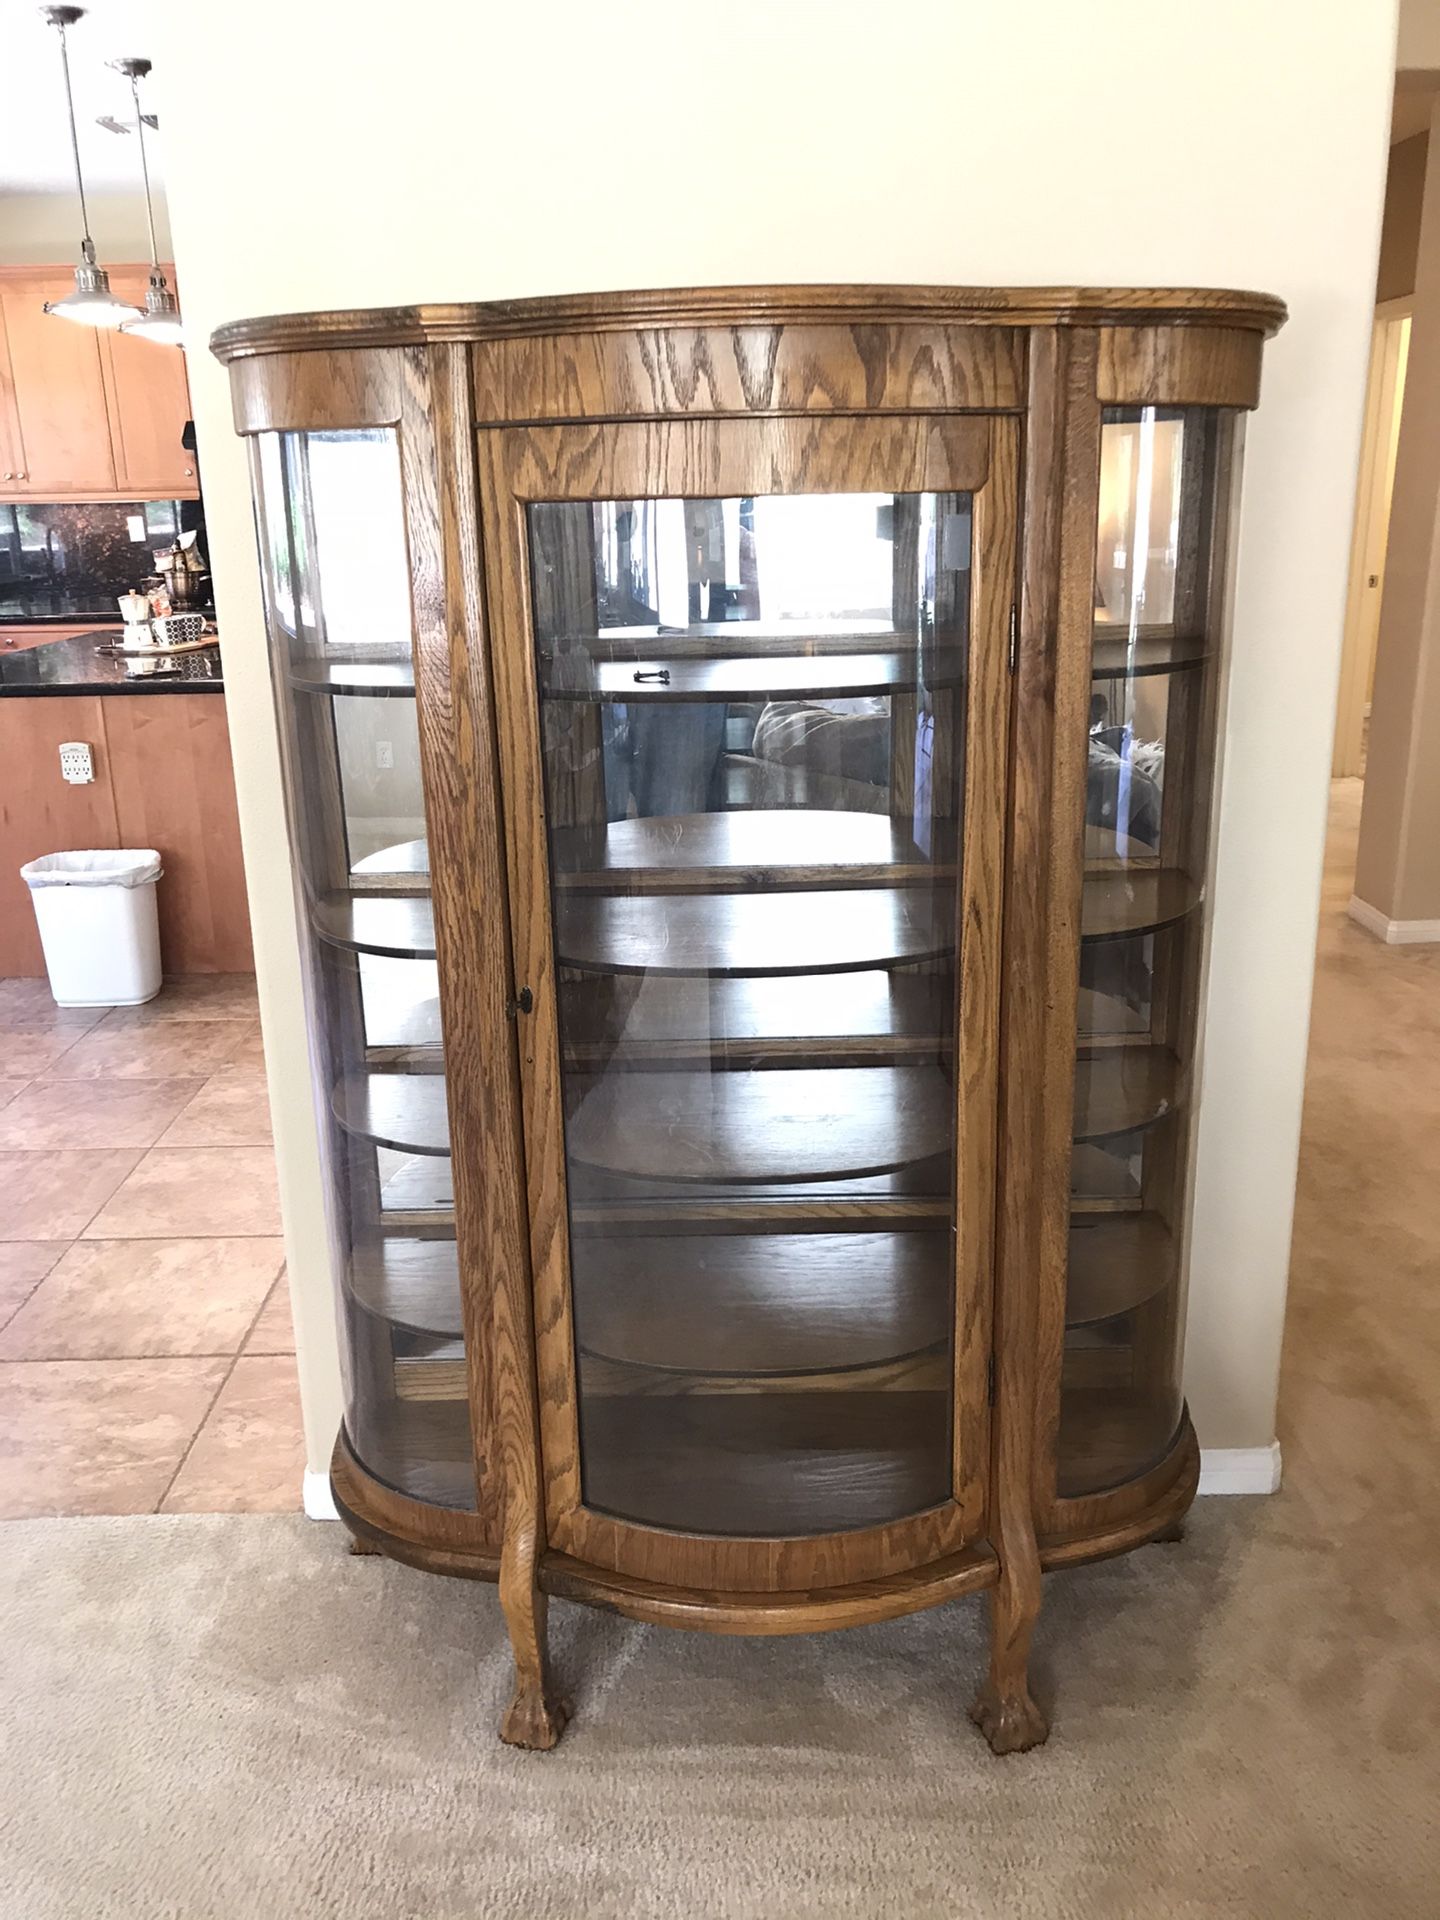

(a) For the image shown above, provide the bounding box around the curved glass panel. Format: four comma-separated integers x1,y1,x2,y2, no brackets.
251,426,473,1511
1062,406,1237,1497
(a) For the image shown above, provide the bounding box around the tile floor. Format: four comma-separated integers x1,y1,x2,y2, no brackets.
0,973,304,1519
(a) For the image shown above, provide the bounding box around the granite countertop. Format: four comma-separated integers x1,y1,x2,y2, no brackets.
0,630,225,697
0,593,219,625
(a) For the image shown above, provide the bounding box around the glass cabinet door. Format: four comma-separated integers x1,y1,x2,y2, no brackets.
252,426,473,1510
1062,406,1236,1496
494,439,1007,1549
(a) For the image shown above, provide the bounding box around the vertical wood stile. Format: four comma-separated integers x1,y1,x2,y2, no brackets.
400,344,532,1553
951,417,1019,1533
1020,331,1102,1530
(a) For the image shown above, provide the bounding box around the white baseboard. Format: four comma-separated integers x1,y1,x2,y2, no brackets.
305,1450,1281,1514
303,1469,339,1520
1197,1442,1282,1495
1348,894,1440,945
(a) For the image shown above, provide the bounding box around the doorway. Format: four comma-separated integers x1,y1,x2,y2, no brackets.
1333,298,1412,778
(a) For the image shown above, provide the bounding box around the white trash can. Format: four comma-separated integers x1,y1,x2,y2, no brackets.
21,850,164,1007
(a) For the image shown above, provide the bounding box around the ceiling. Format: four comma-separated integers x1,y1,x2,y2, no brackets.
0,0,165,195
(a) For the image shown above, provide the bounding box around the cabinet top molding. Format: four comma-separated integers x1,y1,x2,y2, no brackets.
210,283,1286,361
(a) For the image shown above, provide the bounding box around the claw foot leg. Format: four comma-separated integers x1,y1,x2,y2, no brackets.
500,1683,570,1752
969,1682,1049,1755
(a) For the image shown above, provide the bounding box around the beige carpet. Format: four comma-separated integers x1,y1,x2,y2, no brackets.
1,780,1436,1920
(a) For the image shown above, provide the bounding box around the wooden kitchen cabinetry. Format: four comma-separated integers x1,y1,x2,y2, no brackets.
0,692,251,976
214,284,1281,1754
0,265,196,502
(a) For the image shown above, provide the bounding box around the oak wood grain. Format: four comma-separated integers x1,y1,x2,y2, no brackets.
1096,325,1262,408
211,283,1287,365
472,323,1025,423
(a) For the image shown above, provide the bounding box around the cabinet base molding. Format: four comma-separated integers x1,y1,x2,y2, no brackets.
1347,894,1440,945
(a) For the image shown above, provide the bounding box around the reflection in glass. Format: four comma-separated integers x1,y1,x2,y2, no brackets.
530,489,971,1536
1063,408,1232,1497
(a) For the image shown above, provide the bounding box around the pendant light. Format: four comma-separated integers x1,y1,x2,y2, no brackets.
41,7,142,329
112,57,184,347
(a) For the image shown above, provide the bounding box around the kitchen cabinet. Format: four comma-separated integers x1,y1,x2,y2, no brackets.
215,282,1281,1754
99,270,199,497
0,265,196,503
0,689,251,975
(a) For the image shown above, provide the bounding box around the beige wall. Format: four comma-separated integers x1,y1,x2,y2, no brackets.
1378,132,1429,300
147,0,1394,1473
0,190,172,266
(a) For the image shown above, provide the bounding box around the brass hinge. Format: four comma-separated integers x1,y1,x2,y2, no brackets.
1007,604,1018,673
504,986,534,1019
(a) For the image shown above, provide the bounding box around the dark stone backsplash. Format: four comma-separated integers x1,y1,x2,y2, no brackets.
0,501,190,621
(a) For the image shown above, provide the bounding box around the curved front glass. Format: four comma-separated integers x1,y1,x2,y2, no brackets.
252,427,474,1510
529,490,969,1536
1061,406,1237,1497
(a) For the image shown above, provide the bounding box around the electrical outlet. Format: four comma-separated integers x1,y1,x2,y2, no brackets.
375,740,394,769
59,741,94,785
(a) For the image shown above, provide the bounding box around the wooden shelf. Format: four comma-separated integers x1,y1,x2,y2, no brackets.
570,1229,951,1375
312,893,435,959
1076,985,1150,1040
333,1072,450,1155
351,837,429,880
557,887,955,976
1057,1389,1183,1499
289,652,416,697
542,620,909,664
1090,629,1209,679
1066,1214,1177,1325
551,809,955,893
348,1237,462,1337
562,968,953,1070
566,1064,953,1186
578,1390,951,1536
1081,869,1202,943
542,648,964,704
348,1400,476,1511
1070,1141,1141,1207
1072,1046,1180,1142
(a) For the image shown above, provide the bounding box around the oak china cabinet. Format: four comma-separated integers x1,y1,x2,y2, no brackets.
213,285,1282,1752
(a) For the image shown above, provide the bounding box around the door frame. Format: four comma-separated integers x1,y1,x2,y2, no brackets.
476,410,1018,1591
1334,297,1412,778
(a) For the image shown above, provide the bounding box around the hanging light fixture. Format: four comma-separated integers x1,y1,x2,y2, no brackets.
111,56,183,347
41,6,142,330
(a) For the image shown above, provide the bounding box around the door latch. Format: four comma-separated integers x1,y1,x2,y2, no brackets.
505,986,534,1019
